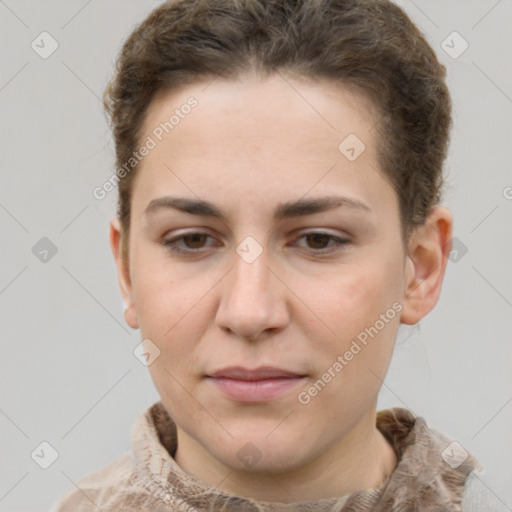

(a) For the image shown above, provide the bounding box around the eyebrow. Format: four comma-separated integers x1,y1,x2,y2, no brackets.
143,195,372,222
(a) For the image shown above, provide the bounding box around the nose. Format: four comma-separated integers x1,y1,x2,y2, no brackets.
215,244,289,342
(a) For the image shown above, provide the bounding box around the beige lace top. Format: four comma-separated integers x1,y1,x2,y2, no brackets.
51,402,482,511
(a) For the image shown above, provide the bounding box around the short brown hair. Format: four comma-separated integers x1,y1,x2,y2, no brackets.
103,0,452,258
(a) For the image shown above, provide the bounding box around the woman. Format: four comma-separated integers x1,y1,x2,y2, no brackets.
52,0,491,510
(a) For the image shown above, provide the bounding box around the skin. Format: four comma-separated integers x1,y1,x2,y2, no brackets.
109,72,453,502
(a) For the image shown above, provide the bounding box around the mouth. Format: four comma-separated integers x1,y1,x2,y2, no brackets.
206,366,307,403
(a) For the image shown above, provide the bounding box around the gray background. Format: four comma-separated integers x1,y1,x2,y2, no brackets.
1,1,511,510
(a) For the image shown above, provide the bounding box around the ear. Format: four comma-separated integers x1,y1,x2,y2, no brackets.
400,206,453,325
109,217,139,329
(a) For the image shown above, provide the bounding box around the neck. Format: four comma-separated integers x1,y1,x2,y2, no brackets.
174,405,398,503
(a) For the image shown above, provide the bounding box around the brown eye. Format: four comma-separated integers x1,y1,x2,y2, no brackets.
181,233,208,249
295,231,350,254
305,232,331,249
163,231,215,254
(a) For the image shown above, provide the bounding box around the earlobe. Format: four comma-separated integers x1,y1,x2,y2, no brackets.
109,217,139,330
400,207,453,325
124,306,139,330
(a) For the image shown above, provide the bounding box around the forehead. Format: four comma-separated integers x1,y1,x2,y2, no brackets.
131,74,396,223
143,73,377,152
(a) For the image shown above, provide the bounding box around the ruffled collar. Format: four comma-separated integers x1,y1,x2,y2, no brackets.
130,402,478,511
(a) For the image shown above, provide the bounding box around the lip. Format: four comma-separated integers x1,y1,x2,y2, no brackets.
207,366,307,403
209,366,304,380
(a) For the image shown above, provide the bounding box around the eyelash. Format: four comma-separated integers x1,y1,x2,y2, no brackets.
162,231,350,256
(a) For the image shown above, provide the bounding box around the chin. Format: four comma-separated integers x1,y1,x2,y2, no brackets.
210,430,313,474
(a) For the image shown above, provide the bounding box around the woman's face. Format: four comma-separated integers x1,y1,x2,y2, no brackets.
116,74,412,473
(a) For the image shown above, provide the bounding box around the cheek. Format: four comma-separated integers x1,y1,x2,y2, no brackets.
304,259,401,344
134,275,209,411
135,279,209,354
131,243,197,329
300,256,402,396
129,259,205,371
